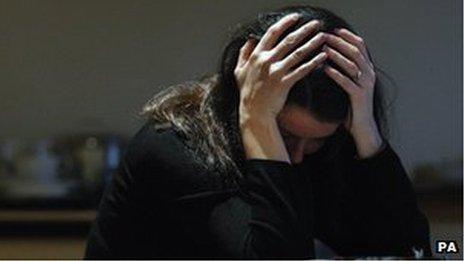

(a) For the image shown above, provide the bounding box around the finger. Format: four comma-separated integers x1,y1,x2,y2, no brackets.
237,38,257,68
325,34,371,72
283,52,327,86
279,32,327,71
270,19,321,61
323,45,360,81
334,28,372,67
253,13,300,54
323,65,358,95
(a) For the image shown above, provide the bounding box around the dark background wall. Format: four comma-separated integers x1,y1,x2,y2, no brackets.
0,0,462,259
1,0,461,179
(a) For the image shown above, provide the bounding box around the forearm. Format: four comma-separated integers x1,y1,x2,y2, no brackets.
351,119,383,159
239,108,290,163
236,159,313,258
324,140,432,258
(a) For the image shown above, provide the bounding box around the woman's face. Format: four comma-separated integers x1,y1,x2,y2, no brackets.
277,104,341,164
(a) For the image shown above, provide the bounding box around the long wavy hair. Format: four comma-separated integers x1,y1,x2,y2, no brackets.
140,5,391,189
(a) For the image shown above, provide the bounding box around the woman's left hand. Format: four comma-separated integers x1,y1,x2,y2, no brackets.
322,28,383,159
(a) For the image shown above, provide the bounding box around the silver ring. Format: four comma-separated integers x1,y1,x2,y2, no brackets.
354,71,362,81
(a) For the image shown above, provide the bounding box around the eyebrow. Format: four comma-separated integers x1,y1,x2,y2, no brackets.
280,127,334,140
314,134,333,140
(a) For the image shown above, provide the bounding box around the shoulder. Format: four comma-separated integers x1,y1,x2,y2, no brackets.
125,120,176,155
122,119,223,197
123,120,186,173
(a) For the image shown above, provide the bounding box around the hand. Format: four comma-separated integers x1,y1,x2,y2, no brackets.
323,28,383,159
234,13,327,123
234,13,328,162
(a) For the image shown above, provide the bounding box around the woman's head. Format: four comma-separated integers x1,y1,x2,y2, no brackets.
277,104,341,164
143,5,389,186
215,5,387,163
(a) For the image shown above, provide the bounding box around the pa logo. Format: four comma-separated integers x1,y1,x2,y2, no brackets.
436,240,459,254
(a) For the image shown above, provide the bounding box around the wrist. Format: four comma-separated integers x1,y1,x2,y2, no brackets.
352,121,383,159
239,114,290,163
239,105,275,127
239,114,277,137
351,118,379,139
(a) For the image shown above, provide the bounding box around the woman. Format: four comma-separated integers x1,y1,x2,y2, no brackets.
85,5,432,259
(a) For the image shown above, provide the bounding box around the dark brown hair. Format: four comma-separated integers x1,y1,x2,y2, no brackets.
141,5,390,189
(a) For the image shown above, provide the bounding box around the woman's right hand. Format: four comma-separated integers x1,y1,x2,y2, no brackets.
235,13,328,124
234,13,328,162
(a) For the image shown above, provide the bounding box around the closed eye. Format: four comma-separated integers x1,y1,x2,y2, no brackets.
280,129,296,139
279,127,291,136
314,133,334,141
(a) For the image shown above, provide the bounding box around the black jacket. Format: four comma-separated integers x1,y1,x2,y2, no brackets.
84,120,432,259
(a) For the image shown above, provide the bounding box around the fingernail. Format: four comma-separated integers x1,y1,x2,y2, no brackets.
248,33,259,40
290,13,300,20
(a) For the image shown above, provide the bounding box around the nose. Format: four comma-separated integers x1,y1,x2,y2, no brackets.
289,139,306,164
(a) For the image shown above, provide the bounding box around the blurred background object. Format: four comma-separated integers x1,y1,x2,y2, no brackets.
0,134,126,208
0,0,461,259
0,134,127,259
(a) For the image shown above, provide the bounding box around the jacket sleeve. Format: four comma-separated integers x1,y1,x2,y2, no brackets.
232,159,315,259
320,140,432,259
87,121,316,259
85,121,182,259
